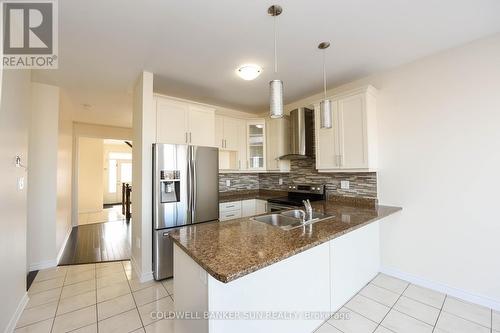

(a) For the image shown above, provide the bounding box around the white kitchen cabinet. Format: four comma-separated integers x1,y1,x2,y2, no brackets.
188,104,215,146
220,199,267,220
215,115,242,150
156,98,189,145
314,85,377,172
247,120,266,170
215,115,224,148
156,96,215,146
219,201,242,221
217,115,248,171
266,117,290,172
241,199,256,217
255,200,267,214
237,121,247,171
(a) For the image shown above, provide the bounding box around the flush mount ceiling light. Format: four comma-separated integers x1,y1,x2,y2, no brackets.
236,64,262,80
318,41,332,129
268,5,284,119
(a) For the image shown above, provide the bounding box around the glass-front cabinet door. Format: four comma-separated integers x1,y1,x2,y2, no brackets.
247,120,266,170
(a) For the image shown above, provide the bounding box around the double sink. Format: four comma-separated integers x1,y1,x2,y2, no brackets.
252,209,333,231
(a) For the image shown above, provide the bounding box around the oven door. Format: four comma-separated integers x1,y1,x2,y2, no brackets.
267,202,295,213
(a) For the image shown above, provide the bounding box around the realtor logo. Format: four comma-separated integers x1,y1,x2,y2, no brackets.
2,0,58,69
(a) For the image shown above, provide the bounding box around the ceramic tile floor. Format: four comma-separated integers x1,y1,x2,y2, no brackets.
315,273,499,333
78,207,126,226
17,261,174,333
19,263,499,333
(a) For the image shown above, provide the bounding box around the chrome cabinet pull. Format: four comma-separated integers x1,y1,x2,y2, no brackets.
185,132,188,143
189,132,192,143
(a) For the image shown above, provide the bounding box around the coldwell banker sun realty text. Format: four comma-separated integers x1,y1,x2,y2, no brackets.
2,0,58,69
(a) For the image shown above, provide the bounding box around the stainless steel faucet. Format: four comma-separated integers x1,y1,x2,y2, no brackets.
302,199,313,221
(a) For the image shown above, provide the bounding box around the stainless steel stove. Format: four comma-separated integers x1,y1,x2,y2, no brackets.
267,184,325,212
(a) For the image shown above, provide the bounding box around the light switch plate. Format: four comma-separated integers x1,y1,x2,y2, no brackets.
279,178,283,185
340,180,350,190
17,177,24,191
226,180,231,187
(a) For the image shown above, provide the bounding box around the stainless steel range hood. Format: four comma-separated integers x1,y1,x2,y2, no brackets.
279,107,313,160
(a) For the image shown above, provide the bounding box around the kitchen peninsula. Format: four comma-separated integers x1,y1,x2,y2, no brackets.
169,200,401,333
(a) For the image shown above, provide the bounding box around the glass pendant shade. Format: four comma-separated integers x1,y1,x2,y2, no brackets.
320,99,332,128
269,79,284,118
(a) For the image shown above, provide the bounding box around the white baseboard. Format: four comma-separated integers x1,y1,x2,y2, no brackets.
28,226,72,272
56,227,72,264
130,255,154,283
4,292,29,333
29,259,57,271
381,266,500,311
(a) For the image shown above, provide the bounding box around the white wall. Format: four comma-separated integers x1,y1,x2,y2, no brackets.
0,70,31,332
287,33,500,307
56,94,73,256
78,137,104,213
27,83,60,269
132,71,155,281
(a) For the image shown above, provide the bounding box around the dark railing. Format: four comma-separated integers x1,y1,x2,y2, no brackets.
121,183,132,220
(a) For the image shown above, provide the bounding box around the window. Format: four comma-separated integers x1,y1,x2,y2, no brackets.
121,163,132,183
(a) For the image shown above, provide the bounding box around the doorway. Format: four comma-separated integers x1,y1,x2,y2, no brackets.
59,138,133,265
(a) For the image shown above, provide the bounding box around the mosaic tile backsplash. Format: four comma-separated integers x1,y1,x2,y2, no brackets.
219,157,377,199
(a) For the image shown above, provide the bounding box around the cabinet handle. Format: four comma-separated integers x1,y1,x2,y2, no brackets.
238,160,241,169
189,132,192,143
185,132,188,143
226,205,235,208
226,214,235,217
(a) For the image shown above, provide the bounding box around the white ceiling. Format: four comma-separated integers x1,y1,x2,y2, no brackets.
33,0,500,127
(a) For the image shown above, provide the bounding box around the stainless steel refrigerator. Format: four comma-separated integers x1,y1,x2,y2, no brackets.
152,143,219,280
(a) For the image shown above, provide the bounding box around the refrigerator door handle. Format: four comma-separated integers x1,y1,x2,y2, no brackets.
186,146,192,223
191,147,197,223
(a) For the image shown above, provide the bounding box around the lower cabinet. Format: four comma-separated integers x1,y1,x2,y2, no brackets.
219,199,267,221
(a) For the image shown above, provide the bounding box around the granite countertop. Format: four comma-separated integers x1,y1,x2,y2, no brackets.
169,200,402,283
218,189,287,203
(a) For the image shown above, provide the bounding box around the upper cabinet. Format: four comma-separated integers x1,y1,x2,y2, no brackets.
314,86,378,172
215,115,242,151
156,96,215,146
217,115,247,171
247,120,266,170
266,117,290,172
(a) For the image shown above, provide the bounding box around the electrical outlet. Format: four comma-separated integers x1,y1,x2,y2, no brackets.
279,178,283,185
226,180,231,187
340,180,350,190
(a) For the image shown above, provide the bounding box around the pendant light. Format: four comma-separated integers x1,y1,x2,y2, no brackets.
318,41,332,128
268,5,284,119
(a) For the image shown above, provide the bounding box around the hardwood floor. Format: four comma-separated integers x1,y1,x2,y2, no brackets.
58,220,131,265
